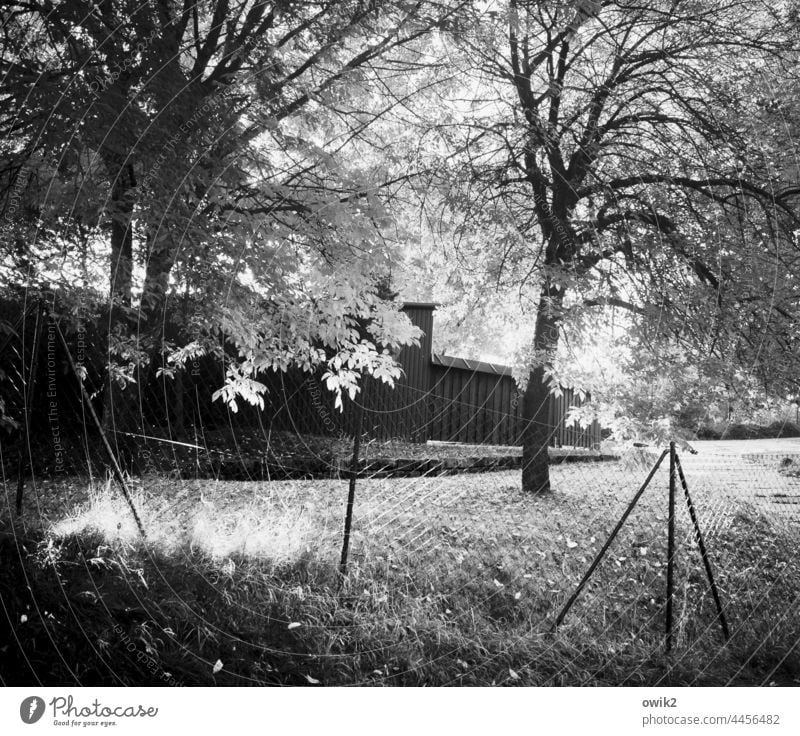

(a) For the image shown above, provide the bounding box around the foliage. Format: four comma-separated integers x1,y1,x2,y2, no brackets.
0,1,453,407
550,306,790,443
3,0,800,453
408,1,800,459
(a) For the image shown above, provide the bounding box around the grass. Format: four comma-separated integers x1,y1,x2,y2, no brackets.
2,455,799,686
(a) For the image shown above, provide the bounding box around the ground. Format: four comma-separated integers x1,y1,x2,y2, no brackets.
95,429,607,479
691,437,800,454
1,440,798,686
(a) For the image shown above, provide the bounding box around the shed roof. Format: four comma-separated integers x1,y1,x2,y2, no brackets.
401,301,440,310
431,352,513,377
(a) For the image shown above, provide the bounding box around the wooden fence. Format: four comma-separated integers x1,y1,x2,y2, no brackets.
216,303,602,448
427,353,599,447
0,299,600,477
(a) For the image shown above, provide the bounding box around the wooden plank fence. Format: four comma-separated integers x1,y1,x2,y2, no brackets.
203,302,602,449
0,299,601,468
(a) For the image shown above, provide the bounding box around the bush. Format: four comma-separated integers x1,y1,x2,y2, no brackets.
694,425,722,440
767,420,800,438
722,423,766,439
694,421,800,441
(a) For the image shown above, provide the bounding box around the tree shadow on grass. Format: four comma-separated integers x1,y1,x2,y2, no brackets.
0,530,334,686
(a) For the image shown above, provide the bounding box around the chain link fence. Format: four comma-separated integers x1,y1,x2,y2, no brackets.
1,304,798,685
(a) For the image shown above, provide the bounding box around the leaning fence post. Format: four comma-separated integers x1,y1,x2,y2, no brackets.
554,448,669,628
675,453,730,643
49,310,146,538
15,302,43,515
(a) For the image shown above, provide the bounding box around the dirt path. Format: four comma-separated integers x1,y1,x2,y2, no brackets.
676,440,800,532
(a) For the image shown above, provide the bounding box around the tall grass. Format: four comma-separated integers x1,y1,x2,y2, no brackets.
2,466,799,686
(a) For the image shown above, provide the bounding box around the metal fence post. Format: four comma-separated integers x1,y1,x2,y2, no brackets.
339,392,365,581
666,441,677,653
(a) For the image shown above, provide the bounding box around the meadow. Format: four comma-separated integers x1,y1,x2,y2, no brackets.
2,452,798,686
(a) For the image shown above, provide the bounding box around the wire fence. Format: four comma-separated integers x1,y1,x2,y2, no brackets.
1,303,799,686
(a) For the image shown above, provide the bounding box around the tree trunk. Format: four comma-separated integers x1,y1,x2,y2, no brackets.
142,229,175,331
102,161,140,451
108,163,135,311
521,364,552,493
521,284,563,494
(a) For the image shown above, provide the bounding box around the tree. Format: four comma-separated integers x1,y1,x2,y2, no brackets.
426,0,800,492
0,1,459,430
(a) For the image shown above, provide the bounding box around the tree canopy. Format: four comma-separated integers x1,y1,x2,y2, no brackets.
0,0,459,411
404,0,800,490
2,0,799,491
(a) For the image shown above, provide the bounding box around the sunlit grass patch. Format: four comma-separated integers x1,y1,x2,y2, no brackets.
46,476,347,568
49,478,153,544
187,503,331,564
